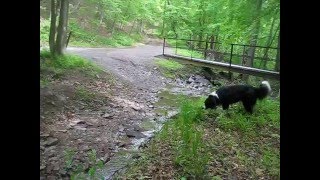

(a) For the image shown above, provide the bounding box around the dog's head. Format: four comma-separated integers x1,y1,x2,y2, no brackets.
204,93,219,109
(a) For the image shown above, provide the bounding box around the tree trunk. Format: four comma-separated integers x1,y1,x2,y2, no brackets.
243,0,263,81
275,32,280,72
246,0,263,67
55,0,69,55
49,0,57,55
111,17,117,35
261,21,280,68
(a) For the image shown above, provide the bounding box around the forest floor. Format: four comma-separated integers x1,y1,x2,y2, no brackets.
40,38,280,180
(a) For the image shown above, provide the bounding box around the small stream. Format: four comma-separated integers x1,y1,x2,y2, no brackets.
73,76,212,179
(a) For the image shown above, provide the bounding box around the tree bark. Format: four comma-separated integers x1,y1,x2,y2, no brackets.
55,0,69,55
261,21,279,68
243,0,263,81
246,0,263,67
275,32,280,72
49,0,57,55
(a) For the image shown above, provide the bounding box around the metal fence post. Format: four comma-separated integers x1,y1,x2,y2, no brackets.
163,38,166,55
229,44,234,80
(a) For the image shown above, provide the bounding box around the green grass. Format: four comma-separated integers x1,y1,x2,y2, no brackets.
40,18,50,46
63,148,105,180
261,148,280,176
175,48,204,59
40,50,103,78
155,59,184,70
75,86,96,102
216,99,280,135
64,148,76,171
155,58,185,78
120,95,280,179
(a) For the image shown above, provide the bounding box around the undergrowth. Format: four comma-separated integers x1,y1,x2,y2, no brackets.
121,95,280,179
40,18,143,48
40,50,103,78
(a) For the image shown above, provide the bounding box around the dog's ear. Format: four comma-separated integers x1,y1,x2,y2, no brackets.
205,95,217,109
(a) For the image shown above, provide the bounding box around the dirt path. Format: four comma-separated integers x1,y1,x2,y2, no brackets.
67,44,170,90
40,42,213,179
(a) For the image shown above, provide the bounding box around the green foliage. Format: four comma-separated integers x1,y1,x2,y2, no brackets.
40,50,103,79
64,148,76,170
40,18,50,46
175,48,203,59
261,148,280,176
65,148,105,179
155,58,185,78
75,86,96,101
216,99,280,135
155,59,184,70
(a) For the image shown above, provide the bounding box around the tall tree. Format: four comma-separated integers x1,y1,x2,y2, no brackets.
275,32,280,72
49,0,70,56
246,0,263,68
49,0,57,54
55,0,70,55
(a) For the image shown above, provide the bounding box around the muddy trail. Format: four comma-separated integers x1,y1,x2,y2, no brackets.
40,41,215,179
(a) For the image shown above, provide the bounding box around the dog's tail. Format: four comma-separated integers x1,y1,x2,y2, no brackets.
255,81,272,100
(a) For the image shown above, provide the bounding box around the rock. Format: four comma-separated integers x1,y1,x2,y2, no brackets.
40,165,46,170
57,130,67,133
271,134,280,138
125,130,146,139
100,154,110,163
40,133,50,138
45,137,59,146
132,105,142,111
148,105,154,108
59,169,67,176
46,165,53,174
40,177,45,180
102,113,112,118
108,144,116,150
80,145,90,151
47,176,55,180
167,110,179,118
70,120,86,126
118,125,125,132
56,95,67,102
53,163,60,171
74,126,87,131
132,125,144,132
49,157,58,161
186,76,194,84
255,168,264,176
40,146,45,151
132,153,141,159
118,142,127,147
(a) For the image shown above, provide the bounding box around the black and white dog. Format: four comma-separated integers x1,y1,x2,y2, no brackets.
204,81,271,114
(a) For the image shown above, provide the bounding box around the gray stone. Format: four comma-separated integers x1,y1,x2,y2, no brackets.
45,137,59,146
102,113,112,118
40,133,50,138
125,130,146,139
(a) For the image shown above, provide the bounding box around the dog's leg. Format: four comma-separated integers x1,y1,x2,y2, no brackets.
222,103,231,116
222,103,229,110
242,101,253,114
